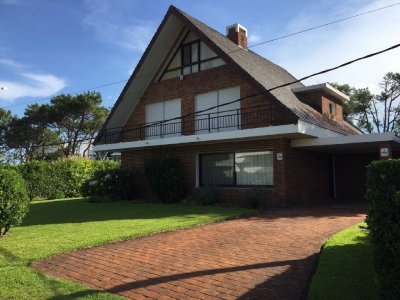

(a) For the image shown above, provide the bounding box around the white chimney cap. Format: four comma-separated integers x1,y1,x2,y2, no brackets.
226,23,247,37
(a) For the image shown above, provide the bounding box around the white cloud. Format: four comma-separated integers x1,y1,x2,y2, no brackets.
83,0,155,52
0,58,26,69
255,0,400,90
0,72,66,102
248,33,262,44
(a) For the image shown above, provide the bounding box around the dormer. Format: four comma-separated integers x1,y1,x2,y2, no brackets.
292,83,349,121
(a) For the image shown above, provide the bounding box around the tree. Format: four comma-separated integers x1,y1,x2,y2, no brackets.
45,92,109,157
332,72,400,133
0,108,12,159
5,116,62,163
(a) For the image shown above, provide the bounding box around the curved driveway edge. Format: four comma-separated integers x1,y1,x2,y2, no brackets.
32,205,365,300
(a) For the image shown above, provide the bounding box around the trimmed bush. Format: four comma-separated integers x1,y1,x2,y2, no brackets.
82,167,138,202
18,158,119,200
0,168,29,237
366,159,400,299
144,153,187,203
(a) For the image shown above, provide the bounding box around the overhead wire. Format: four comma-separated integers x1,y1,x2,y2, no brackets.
1,1,399,110
23,41,400,149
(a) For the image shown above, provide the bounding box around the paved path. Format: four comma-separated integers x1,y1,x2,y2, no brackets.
32,206,365,300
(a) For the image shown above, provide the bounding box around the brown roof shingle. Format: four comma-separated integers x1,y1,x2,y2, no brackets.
175,7,361,135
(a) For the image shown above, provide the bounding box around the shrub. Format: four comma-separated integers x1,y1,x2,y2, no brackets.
82,167,138,202
19,158,119,200
144,153,187,203
194,186,218,206
366,159,400,299
0,168,29,237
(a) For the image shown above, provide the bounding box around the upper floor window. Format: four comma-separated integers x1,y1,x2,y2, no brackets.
161,31,225,80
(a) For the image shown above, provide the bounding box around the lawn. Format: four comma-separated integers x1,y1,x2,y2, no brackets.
307,222,380,300
0,198,253,300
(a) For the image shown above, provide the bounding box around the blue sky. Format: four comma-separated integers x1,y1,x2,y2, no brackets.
0,0,399,116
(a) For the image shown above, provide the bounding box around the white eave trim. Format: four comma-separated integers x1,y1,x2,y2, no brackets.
292,83,349,102
93,121,344,152
292,132,400,148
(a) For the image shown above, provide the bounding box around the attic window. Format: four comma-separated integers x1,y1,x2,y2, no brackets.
181,41,200,75
160,32,225,81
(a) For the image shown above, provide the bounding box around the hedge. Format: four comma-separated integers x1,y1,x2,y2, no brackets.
366,159,400,299
17,158,119,200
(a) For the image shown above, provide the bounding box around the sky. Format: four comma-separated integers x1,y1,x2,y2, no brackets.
0,0,399,116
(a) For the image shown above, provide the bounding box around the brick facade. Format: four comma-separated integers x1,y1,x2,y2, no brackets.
119,62,350,207
118,48,375,207
124,64,297,134
122,138,332,207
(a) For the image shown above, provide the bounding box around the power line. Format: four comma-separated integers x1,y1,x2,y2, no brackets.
1,2,398,111
247,2,400,49
26,41,400,149
1,79,129,109
135,42,400,127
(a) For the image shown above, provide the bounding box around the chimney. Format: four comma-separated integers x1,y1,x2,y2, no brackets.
226,23,247,48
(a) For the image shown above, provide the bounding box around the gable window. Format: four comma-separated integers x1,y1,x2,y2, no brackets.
145,98,181,139
200,151,273,186
181,41,200,75
161,31,225,81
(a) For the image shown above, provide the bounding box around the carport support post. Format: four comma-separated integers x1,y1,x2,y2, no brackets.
379,143,392,160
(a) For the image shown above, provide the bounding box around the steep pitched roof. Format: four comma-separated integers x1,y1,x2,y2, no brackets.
96,5,360,144
174,7,361,135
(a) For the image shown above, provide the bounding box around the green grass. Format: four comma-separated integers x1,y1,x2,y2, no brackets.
308,222,380,300
0,198,254,299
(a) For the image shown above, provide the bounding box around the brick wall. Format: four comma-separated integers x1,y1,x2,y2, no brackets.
123,64,298,135
121,138,332,207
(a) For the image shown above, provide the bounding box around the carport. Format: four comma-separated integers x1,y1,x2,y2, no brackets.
292,132,400,201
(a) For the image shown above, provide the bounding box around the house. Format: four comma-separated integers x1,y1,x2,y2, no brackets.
94,6,400,207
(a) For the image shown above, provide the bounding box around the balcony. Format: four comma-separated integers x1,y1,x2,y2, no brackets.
99,104,274,145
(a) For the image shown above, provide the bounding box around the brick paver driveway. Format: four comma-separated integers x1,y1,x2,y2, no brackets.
33,205,365,299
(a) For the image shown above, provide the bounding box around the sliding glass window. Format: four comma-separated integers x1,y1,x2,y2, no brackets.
200,151,273,186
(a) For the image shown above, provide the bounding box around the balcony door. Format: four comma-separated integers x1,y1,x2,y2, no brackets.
195,86,240,134
145,98,181,139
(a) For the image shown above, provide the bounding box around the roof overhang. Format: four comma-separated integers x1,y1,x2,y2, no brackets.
292,132,400,154
93,120,343,152
292,83,349,102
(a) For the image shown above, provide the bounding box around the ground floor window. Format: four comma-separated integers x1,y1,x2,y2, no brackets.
200,151,273,186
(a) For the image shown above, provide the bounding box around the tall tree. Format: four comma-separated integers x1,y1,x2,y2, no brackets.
45,92,108,157
332,72,400,133
5,116,61,163
0,108,13,160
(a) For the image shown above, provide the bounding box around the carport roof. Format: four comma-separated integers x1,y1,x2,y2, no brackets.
291,132,400,154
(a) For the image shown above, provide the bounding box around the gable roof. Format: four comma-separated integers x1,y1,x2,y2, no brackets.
174,7,361,135
96,6,361,144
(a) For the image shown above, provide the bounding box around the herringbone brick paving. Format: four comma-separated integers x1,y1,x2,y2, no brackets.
32,206,365,299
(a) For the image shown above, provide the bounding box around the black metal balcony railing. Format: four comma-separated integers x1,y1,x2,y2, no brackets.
100,104,274,145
